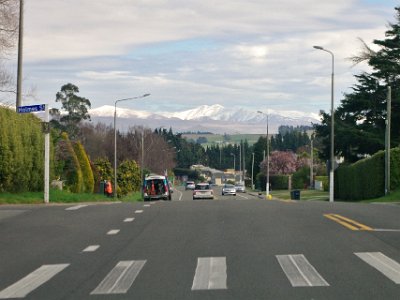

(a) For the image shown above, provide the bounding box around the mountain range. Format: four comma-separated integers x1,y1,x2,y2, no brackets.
89,104,320,134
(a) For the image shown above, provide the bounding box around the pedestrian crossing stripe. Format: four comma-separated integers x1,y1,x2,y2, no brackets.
91,260,146,295
355,252,400,284
276,254,329,287
0,264,69,299
192,257,227,290
1,253,400,298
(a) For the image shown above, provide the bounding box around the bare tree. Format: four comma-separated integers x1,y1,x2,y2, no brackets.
0,0,18,100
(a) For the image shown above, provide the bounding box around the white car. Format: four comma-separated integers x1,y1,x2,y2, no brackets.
193,183,214,200
185,181,195,190
222,184,236,196
235,183,245,193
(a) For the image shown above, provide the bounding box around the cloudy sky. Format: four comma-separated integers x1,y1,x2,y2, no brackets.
8,0,399,116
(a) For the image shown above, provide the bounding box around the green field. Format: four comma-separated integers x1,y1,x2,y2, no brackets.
182,133,265,147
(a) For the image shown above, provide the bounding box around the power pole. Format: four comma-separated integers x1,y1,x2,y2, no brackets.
385,86,391,195
16,0,24,109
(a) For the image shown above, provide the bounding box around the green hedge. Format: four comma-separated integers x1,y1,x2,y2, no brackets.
292,167,310,189
0,107,45,192
336,148,400,201
257,173,289,190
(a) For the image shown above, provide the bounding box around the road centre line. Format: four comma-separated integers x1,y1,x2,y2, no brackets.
0,264,69,299
192,257,227,290
91,260,146,295
276,254,329,287
83,245,100,252
107,229,120,235
355,252,400,284
65,204,88,211
324,214,373,231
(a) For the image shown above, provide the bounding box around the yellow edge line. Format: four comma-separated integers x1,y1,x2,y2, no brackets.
331,214,373,231
324,214,359,231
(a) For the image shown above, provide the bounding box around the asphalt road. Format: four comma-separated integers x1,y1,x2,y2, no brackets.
0,186,400,299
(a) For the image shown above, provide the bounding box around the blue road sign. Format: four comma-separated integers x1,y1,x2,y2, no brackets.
17,104,46,113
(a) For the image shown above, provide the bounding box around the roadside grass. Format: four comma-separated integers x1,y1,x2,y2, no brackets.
270,189,329,201
0,189,143,204
359,189,400,203
268,188,400,203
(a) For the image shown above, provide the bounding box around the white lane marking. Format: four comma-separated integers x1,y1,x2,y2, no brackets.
143,204,151,207
91,260,146,295
276,254,329,287
176,189,183,201
373,229,400,232
355,252,400,284
83,245,100,252
192,257,227,290
0,264,69,299
107,229,120,235
237,194,249,200
124,218,135,222
65,204,88,211
135,210,144,214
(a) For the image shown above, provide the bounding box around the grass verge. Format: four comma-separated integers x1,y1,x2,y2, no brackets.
0,189,143,204
270,189,329,201
359,189,400,203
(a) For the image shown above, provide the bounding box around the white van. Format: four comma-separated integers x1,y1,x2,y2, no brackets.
143,175,172,201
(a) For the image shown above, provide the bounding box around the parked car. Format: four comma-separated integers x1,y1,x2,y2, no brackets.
235,183,246,193
143,174,172,201
222,184,236,196
185,181,195,190
193,183,214,200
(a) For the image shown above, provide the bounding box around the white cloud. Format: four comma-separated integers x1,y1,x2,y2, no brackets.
16,0,398,117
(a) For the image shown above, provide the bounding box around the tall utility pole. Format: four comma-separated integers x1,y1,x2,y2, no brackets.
16,0,24,109
251,152,255,189
385,86,392,195
313,46,335,202
239,142,242,182
310,138,314,189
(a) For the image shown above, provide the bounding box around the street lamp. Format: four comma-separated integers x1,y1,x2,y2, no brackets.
114,93,150,198
230,153,236,182
313,45,335,203
257,111,270,198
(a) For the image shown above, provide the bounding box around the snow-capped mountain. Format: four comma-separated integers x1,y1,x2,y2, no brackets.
89,104,320,134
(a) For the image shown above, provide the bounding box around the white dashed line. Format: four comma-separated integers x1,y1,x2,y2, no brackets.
83,245,100,252
143,204,151,207
135,210,144,214
65,205,88,211
107,229,120,235
124,218,135,222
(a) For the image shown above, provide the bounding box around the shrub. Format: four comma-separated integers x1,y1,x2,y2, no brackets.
117,160,141,196
56,133,83,193
73,141,94,193
292,167,310,189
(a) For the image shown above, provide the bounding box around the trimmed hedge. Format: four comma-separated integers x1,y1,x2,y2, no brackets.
0,107,45,192
257,173,289,190
336,148,400,201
